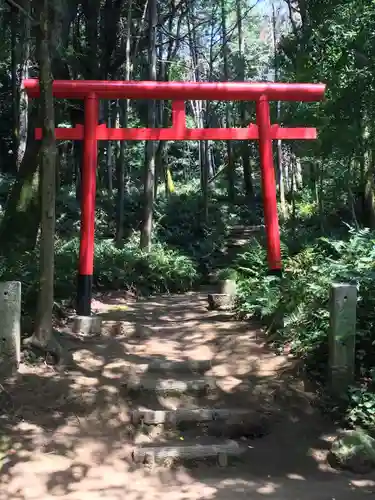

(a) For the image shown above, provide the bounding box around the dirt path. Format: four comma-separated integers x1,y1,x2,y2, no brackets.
1,291,374,499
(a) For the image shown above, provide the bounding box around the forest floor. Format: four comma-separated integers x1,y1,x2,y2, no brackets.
1,291,375,499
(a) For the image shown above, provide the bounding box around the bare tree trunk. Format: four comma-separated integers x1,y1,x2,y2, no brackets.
18,0,31,168
11,5,19,173
236,0,253,197
154,21,165,199
155,0,183,198
0,105,41,256
115,100,127,246
272,3,287,220
22,0,72,366
82,0,100,79
115,0,132,246
290,154,297,235
278,137,287,218
32,0,57,348
187,0,209,220
140,0,157,250
363,141,375,228
221,0,235,202
317,158,324,231
106,101,113,197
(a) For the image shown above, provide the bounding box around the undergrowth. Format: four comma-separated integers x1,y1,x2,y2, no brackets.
234,226,375,431
155,191,228,273
0,187,236,314
0,235,198,313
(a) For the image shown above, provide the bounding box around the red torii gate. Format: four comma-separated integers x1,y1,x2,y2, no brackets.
23,79,326,318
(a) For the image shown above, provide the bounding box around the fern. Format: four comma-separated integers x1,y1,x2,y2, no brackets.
234,228,375,429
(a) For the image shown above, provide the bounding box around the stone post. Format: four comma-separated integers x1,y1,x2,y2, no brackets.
0,281,21,376
329,283,357,397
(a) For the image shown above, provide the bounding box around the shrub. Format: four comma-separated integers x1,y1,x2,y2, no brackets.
156,191,227,273
234,237,283,319
217,267,238,281
234,227,375,429
0,236,198,314
346,387,375,431
91,236,198,293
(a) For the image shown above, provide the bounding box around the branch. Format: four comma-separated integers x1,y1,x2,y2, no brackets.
5,0,36,23
283,0,299,37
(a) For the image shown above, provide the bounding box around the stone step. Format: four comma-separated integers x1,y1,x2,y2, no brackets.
225,239,250,248
228,228,260,234
123,375,217,396
207,293,233,311
131,438,246,466
228,224,264,233
131,407,251,425
226,233,252,240
145,358,212,374
121,359,213,377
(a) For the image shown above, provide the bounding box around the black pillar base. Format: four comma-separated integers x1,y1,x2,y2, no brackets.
77,274,92,316
268,268,282,278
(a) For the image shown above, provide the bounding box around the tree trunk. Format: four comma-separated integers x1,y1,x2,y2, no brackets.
115,100,127,246
106,101,113,197
33,0,57,348
0,105,41,256
272,4,287,219
22,0,72,366
277,135,287,219
290,154,297,234
221,0,235,202
154,22,165,199
18,0,32,168
156,0,183,198
187,0,209,220
11,5,19,173
236,0,253,197
140,0,157,251
82,0,100,79
115,0,132,246
317,158,324,231
363,148,375,228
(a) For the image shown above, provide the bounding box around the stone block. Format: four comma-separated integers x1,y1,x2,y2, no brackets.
329,283,357,396
72,315,102,336
0,281,21,376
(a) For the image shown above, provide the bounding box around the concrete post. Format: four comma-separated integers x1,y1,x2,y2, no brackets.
0,281,21,376
329,283,357,396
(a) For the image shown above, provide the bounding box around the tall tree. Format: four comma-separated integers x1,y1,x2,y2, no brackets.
24,0,67,363
10,4,18,172
115,0,133,247
221,0,235,202
140,0,157,250
236,0,253,197
34,0,56,345
272,2,287,219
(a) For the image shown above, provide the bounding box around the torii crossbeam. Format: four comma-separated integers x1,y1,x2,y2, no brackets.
23,79,326,318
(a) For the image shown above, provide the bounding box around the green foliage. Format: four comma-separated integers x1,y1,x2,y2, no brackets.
235,238,282,319
66,236,198,294
55,186,229,281
0,236,198,313
2,0,375,436
234,225,375,429
346,388,375,431
330,428,375,470
217,267,238,281
0,185,234,315
156,190,228,274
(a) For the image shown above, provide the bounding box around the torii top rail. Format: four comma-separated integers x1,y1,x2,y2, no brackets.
24,80,324,100
23,79,326,317
24,80,324,141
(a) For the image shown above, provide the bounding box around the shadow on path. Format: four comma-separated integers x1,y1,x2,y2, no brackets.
0,291,374,499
